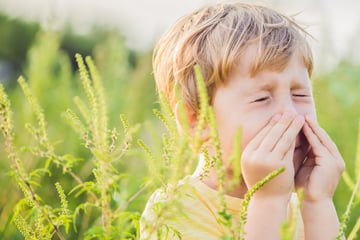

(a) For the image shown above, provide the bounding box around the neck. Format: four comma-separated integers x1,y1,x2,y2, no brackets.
192,154,248,199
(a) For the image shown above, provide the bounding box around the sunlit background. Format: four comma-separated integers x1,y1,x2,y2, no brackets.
1,0,360,85
1,0,360,62
0,0,359,239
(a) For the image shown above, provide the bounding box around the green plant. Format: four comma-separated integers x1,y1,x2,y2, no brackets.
0,53,143,239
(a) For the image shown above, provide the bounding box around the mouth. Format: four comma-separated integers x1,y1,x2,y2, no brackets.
295,130,307,152
294,144,306,155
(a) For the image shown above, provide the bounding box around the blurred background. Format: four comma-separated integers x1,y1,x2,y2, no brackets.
1,0,360,76
0,0,359,239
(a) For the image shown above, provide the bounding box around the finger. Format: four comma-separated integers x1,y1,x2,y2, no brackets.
305,116,341,158
272,140,295,175
258,112,297,151
272,116,304,158
283,141,296,164
302,122,327,156
260,113,304,153
245,114,281,151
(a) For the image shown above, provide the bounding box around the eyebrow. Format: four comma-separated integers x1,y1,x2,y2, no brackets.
251,77,311,92
255,81,275,91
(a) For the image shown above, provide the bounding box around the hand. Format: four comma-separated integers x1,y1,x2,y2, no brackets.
295,116,345,202
241,112,305,199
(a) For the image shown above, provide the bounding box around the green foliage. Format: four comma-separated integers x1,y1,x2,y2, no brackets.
336,120,360,239
1,52,143,238
0,31,153,239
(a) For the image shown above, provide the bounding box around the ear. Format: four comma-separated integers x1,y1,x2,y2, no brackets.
174,102,210,143
174,102,197,132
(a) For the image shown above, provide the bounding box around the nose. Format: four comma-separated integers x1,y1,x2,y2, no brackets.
275,97,304,145
276,96,299,116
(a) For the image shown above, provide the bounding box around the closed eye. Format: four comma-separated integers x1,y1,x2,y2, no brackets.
293,94,311,98
253,97,270,102
293,94,313,103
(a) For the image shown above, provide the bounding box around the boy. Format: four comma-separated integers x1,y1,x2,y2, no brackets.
141,2,345,239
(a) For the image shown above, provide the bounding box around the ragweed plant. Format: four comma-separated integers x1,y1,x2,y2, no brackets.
337,121,360,240
138,94,199,238
64,54,142,239
1,78,70,240
0,53,142,239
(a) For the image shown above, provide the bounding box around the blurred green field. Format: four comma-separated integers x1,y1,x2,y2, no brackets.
0,13,359,239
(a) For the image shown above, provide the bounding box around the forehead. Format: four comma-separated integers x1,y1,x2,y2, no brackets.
226,45,311,90
225,33,311,79
231,44,259,77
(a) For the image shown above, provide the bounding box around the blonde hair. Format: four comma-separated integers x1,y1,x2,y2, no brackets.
153,2,313,113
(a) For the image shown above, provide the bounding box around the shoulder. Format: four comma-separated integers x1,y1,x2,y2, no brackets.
139,177,196,239
140,176,227,239
140,189,177,239
140,176,201,225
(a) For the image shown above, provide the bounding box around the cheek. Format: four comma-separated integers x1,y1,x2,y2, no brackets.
216,114,268,160
240,117,270,150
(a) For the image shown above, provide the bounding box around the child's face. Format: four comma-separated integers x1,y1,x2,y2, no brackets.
212,45,315,172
